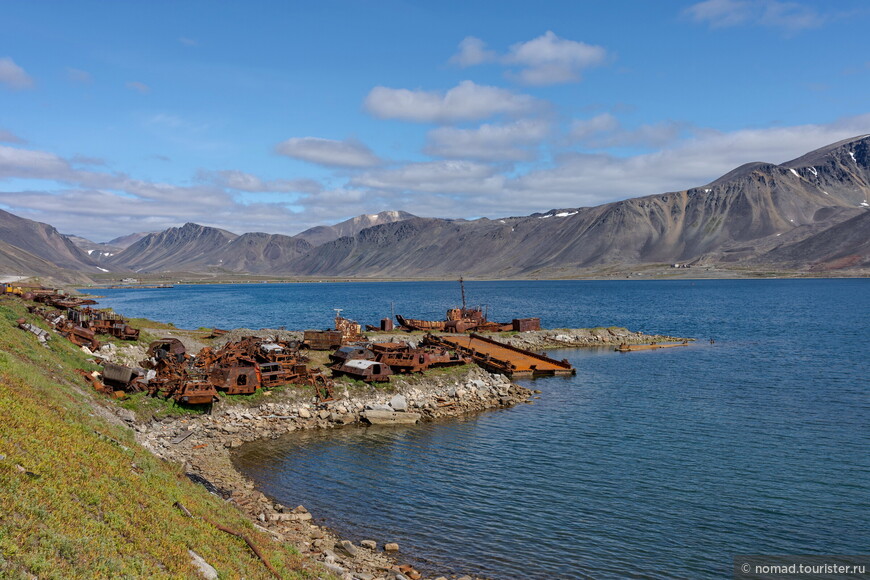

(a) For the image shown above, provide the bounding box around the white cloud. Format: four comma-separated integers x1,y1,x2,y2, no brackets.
126,81,151,93
505,31,607,85
571,114,692,148
449,36,497,67
351,160,503,193
179,37,198,46
0,129,24,144
2,116,869,242
425,119,551,161
0,145,74,180
570,114,620,141
515,115,870,205
202,169,322,193
0,57,34,90
275,137,382,168
66,67,93,84
684,0,823,32
364,80,540,124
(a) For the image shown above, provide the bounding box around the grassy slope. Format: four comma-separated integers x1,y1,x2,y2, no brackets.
0,296,321,579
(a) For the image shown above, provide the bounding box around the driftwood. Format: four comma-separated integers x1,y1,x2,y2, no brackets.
173,501,280,578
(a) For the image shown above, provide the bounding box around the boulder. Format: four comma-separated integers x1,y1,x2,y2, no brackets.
389,394,408,412
360,539,377,550
384,542,399,552
361,410,420,425
297,408,311,418
188,549,218,580
335,540,358,558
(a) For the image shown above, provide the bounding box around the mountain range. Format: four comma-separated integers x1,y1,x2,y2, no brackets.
1,136,868,281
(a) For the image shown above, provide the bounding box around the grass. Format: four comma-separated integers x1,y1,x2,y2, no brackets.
0,296,325,579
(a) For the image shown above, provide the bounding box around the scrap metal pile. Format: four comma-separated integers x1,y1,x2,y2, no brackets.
23,294,139,351
92,336,338,406
329,340,471,383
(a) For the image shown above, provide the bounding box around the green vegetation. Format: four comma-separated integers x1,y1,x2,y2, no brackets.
116,391,205,421
0,296,320,579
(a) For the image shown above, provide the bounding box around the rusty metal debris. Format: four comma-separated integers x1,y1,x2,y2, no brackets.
7,283,570,408
615,341,689,352
395,277,539,334
331,359,394,383
303,329,343,350
425,333,575,378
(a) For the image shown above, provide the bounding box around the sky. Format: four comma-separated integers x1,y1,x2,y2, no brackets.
1,0,869,242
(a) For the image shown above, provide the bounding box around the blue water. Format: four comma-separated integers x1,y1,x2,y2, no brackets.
92,280,870,579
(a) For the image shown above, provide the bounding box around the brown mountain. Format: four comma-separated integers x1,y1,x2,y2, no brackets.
107,231,155,249
0,239,94,284
0,209,103,273
207,233,312,273
106,223,239,272
295,210,416,247
285,135,870,276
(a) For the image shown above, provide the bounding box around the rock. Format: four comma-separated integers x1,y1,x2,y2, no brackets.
389,394,408,412
270,511,312,521
294,505,309,513
298,408,311,419
354,573,375,580
116,408,136,423
361,410,420,425
336,540,359,558
318,409,331,420
360,539,377,550
257,513,265,522
384,542,399,552
323,562,346,576
365,403,392,411
188,549,218,580
225,439,242,448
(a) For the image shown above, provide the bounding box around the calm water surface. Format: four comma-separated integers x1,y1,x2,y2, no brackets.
93,280,870,579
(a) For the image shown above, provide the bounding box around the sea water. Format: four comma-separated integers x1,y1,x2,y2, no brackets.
92,279,870,579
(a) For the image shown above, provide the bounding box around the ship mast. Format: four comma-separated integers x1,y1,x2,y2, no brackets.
459,276,467,311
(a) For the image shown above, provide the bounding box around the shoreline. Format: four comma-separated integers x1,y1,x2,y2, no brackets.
99,325,688,579
77,268,870,291
132,366,533,580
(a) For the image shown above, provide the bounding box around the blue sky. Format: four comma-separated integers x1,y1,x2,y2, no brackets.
1,0,869,241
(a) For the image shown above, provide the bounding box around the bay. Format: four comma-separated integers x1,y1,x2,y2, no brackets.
92,279,870,579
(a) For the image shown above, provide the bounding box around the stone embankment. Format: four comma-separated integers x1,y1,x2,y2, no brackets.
490,326,690,351
131,365,530,580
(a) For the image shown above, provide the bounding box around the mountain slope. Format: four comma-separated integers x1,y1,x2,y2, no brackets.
285,135,870,276
295,210,416,247
758,209,870,271
0,209,103,272
106,223,239,272
205,232,312,273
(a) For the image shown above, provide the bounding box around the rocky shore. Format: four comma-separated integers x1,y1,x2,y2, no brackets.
95,325,687,579
491,326,691,350
130,365,532,580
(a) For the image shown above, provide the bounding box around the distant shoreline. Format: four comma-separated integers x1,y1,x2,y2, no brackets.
77,268,870,291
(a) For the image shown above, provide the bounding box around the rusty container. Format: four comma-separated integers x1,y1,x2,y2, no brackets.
512,318,541,332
